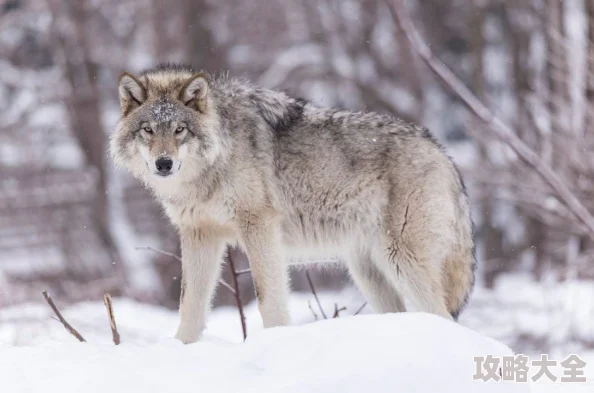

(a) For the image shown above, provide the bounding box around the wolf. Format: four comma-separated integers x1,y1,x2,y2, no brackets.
110,64,476,343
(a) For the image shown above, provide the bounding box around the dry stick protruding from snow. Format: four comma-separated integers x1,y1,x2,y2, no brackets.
42,290,86,342
305,270,328,319
103,293,120,345
227,249,248,340
305,270,366,319
308,300,320,320
354,302,368,316
333,303,347,318
389,0,594,238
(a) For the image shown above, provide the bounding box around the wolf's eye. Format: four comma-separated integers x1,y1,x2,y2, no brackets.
175,126,186,134
143,126,153,133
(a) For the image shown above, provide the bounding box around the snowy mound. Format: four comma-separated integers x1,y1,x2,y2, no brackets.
0,313,526,393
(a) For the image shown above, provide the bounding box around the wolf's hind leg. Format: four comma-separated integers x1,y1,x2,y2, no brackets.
373,239,453,320
347,251,406,313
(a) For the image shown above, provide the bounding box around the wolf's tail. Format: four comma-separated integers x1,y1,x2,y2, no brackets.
443,246,476,320
443,186,476,320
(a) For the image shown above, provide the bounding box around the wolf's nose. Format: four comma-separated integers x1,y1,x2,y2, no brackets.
155,157,173,174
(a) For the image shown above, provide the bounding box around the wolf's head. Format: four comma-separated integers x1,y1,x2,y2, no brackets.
110,65,224,184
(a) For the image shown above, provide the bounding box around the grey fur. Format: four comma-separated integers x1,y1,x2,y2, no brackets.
110,64,476,343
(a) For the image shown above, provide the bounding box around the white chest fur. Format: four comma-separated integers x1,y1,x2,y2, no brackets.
163,197,234,228
145,172,235,228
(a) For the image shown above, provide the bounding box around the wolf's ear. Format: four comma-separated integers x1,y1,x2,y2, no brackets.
180,73,209,112
118,73,146,115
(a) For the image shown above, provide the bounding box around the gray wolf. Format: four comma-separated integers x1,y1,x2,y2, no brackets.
110,64,476,343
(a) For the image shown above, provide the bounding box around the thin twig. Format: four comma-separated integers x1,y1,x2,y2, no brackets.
332,303,347,318
227,249,247,340
218,279,236,295
305,270,328,319
354,302,368,316
103,293,120,345
308,300,319,320
389,0,594,238
136,245,236,295
135,246,181,262
42,291,86,342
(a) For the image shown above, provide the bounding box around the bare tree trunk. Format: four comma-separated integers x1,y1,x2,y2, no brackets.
586,0,594,136
504,0,550,281
545,0,569,166
49,0,125,289
394,5,424,123
182,0,227,71
152,0,172,62
469,1,505,288
546,0,574,280
576,0,594,272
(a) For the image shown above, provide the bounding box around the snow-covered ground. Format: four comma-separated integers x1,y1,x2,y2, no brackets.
1,310,527,393
462,274,594,356
1,276,593,392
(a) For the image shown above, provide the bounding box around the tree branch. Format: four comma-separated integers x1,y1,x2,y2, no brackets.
308,300,320,320
389,0,594,238
42,291,86,342
135,246,181,262
234,268,252,276
354,302,368,316
305,270,328,319
332,303,347,318
227,249,247,340
103,293,120,345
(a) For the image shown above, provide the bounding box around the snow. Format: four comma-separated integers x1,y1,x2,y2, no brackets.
0,310,527,393
2,282,594,392
150,99,178,124
461,274,594,353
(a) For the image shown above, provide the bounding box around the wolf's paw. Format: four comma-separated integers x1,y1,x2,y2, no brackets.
174,324,202,344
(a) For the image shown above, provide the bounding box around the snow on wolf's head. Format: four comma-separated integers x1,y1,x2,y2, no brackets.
110,64,224,185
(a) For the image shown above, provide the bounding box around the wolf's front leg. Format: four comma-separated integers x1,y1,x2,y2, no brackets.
175,228,226,344
240,212,290,328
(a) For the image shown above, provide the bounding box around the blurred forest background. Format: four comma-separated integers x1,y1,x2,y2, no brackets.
2,0,594,354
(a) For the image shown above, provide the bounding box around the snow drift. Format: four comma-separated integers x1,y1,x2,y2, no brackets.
0,312,526,393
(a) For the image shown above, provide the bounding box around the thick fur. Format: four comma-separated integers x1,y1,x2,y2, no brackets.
110,64,476,343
